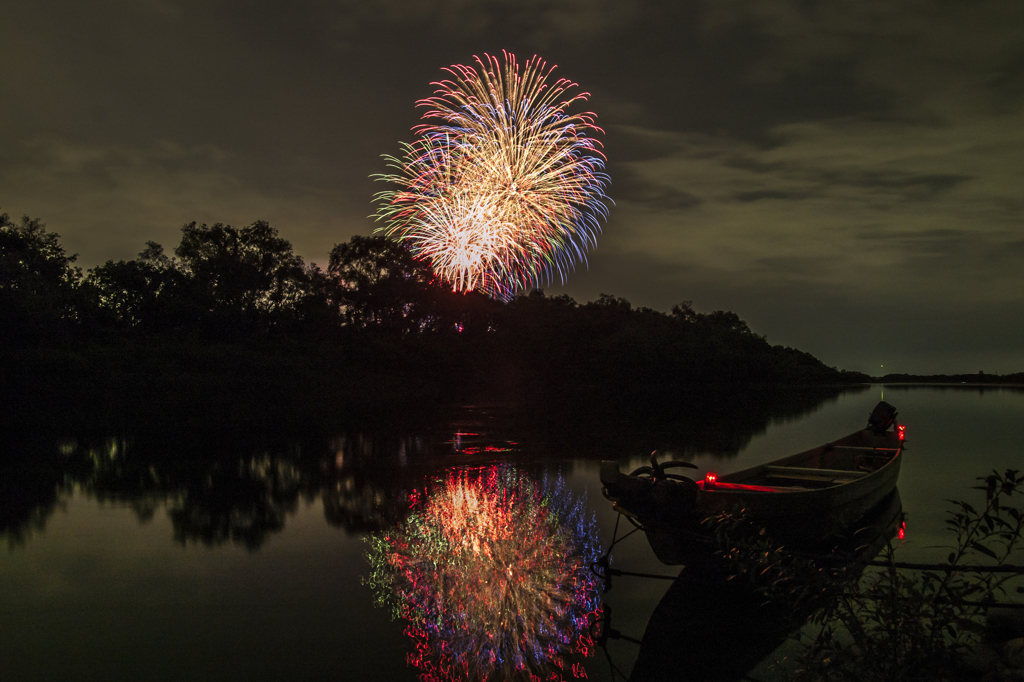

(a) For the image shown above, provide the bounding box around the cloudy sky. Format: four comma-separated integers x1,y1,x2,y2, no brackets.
3,0,1022,374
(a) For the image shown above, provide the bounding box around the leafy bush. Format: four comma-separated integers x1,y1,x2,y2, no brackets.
799,470,1023,681
709,470,1024,681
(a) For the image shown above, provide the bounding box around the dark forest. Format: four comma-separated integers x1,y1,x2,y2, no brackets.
2,210,868,437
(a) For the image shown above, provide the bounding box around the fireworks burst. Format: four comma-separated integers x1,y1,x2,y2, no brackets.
373,52,611,301
364,466,602,681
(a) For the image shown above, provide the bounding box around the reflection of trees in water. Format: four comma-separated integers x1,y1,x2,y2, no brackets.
1,437,312,550
0,459,70,547
0,386,862,548
320,473,408,535
1,437,112,547
167,456,304,550
0,432,429,549
486,384,864,461
320,433,426,535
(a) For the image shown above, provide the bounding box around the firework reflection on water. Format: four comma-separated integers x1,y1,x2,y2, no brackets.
365,466,602,681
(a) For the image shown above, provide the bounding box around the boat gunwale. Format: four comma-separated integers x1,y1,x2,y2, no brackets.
704,428,903,498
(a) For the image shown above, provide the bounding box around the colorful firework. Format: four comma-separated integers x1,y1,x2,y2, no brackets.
373,52,610,301
364,466,602,681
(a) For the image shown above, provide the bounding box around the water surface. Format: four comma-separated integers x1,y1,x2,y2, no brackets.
2,385,1022,681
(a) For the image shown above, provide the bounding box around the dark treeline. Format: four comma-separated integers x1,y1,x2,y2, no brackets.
2,210,866,428
876,372,1024,384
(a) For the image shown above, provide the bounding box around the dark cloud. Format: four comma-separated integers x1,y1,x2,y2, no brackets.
628,186,703,211
726,160,973,203
724,156,785,173
734,188,816,202
582,6,899,144
750,254,840,279
611,166,703,211
988,46,1024,102
1002,239,1024,254
822,171,973,199
606,127,688,164
856,227,971,247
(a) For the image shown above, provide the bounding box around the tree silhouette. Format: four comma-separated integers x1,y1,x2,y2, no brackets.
0,211,85,341
87,257,170,329
328,235,428,331
172,221,310,334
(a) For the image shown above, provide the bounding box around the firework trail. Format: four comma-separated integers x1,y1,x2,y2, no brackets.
364,466,602,681
373,52,610,301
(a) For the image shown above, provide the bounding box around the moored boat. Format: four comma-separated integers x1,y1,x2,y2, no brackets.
600,401,905,563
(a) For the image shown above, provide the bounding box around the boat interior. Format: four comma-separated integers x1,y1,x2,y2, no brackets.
700,429,902,492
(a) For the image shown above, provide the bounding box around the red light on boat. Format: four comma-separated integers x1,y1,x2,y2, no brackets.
704,472,717,489
898,519,906,541
898,425,906,441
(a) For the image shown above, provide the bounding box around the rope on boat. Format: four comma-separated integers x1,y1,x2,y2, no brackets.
593,513,641,592
591,603,643,646
602,567,678,581
593,512,681,591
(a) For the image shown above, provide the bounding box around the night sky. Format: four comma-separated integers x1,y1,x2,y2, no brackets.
3,1,1022,375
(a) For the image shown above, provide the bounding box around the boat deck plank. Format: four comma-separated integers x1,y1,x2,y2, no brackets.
764,466,870,479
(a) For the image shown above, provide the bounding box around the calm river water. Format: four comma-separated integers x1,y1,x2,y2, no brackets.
2,385,1022,681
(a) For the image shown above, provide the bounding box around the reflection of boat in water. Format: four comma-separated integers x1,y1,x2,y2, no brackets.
600,401,905,564
627,489,905,682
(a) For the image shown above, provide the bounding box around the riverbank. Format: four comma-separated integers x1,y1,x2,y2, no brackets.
871,372,1024,385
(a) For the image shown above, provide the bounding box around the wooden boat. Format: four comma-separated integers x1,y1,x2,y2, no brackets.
600,401,905,563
